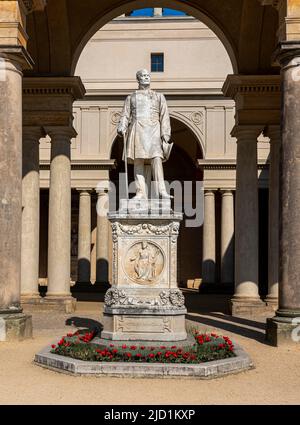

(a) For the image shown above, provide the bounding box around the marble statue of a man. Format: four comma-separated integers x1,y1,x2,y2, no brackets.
117,69,173,199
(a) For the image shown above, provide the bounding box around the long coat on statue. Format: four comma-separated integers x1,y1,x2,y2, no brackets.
117,89,171,164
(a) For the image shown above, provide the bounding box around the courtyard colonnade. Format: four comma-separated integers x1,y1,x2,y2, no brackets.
0,0,300,346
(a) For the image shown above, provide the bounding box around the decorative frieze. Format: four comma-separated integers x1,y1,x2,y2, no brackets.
104,287,185,308
111,222,180,241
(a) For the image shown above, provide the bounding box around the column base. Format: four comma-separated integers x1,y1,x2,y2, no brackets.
266,310,300,346
230,296,266,318
0,313,32,342
40,295,76,313
264,296,278,312
21,294,42,306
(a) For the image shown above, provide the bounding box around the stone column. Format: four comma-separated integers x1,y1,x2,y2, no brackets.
265,126,280,309
0,55,32,340
221,190,234,285
96,189,110,288
44,127,76,312
202,190,216,284
266,46,300,345
21,127,43,301
231,125,264,317
77,190,91,285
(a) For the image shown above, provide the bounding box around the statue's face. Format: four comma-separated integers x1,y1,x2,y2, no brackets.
137,70,151,86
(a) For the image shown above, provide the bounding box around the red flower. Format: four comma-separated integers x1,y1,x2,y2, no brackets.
51,344,56,349
160,346,166,350
136,353,142,358
126,352,132,358
110,344,114,348
112,349,118,354
171,345,177,349
67,333,73,337
148,353,155,358
130,346,137,350
122,344,127,349
140,346,145,350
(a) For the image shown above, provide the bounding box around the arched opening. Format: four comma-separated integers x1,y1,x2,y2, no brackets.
110,116,204,287
71,2,238,75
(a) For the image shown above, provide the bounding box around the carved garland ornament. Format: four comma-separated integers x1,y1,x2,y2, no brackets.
104,288,185,308
111,222,180,241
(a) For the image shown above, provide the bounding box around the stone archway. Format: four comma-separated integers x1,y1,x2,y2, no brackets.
69,0,239,76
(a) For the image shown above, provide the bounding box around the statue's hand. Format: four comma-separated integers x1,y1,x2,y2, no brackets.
117,129,125,138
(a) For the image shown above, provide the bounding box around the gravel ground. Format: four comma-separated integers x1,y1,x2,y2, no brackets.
0,293,299,405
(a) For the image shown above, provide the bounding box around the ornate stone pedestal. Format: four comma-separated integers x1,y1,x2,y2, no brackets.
101,201,186,341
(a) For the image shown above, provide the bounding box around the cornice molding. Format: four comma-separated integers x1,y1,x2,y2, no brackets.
40,159,117,171
222,75,281,99
197,159,269,170
23,77,86,100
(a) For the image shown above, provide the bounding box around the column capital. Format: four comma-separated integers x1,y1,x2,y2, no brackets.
204,190,215,196
220,189,234,196
23,126,45,142
222,75,281,126
45,126,77,142
76,188,93,194
96,188,109,197
0,47,34,71
231,125,263,140
264,125,281,142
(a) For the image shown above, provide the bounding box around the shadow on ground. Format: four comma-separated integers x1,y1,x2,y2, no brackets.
66,317,103,335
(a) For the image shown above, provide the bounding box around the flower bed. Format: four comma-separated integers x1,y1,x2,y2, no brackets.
50,330,236,364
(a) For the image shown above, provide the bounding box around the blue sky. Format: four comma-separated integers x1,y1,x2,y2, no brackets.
130,8,186,16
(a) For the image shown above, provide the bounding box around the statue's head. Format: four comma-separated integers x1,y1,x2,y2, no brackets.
136,69,151,87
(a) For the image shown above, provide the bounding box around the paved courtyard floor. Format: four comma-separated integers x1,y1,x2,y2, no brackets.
0,291,299,405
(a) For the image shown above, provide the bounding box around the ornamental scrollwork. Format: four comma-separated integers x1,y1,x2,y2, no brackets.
104,288,185,308
111,222,180,237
